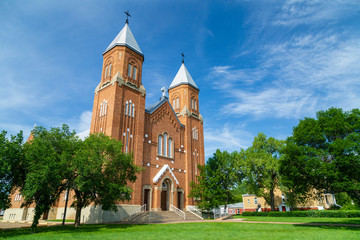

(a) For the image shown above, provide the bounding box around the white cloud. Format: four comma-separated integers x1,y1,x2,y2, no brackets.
273,0,359,26
77,111,92,133
204,123,253,159
209,17,360,120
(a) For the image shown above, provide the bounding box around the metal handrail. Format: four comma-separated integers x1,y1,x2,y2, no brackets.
127,204,146,221
188,205,203,219
170,204,186,220
213,208,229,219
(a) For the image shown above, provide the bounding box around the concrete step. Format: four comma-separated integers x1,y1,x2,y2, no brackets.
185,211,203,220
125,211,203,224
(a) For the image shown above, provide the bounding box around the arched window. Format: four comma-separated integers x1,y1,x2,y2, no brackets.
104,101,107,115
194,100,197,110
173,99,175,108
131,103,135,117
125,101,128,115
168,138,172,158
191,99,194,109
133,66,137,79
108,63,112,77
128,64,132,77
105,66,108,78
163,133,168,156
100,103,103,117
176,98,179,108
158,135,163,155
128,100,132,116
125,129,130,153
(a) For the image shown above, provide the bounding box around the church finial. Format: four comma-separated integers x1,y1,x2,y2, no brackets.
181,52,185,64
161,87,166,98
124,11,131,24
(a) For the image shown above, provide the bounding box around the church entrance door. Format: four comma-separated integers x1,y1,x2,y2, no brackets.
161,190,167,211
161,180,171,211
144,189,150,211
177,191,183,210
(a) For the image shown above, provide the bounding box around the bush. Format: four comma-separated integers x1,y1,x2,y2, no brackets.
241,210,360,218
328,204,341,210
242,211,269,217
341,204,360,210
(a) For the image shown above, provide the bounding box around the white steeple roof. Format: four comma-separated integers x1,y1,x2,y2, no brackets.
169,63,198,90
104,23,143,56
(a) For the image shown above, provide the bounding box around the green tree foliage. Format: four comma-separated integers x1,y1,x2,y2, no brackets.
189,149,242,211
70,133,142,227
242,133,284,211
0,131,25,210
22,125,79,232
189,165,213,211
280,108,360,206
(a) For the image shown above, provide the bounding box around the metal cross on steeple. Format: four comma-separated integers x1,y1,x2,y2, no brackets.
181,52,185,63
124,11,131,24
161,87,166,98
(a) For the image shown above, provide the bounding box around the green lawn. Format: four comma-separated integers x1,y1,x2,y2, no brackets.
1,222,359,240
45,219,75,223
234,215,360,225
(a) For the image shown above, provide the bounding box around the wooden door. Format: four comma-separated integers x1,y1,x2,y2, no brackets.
161,191,167,211
177,192,182,210
144,189,150,211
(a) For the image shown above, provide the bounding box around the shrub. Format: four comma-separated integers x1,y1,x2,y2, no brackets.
328,204,341,210
242,211,269,216
241,210,360,218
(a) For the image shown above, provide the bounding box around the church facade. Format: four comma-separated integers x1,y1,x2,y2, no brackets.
89,20,205,213
3,20,205,223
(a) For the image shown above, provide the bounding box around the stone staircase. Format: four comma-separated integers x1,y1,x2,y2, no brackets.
124,211,203,224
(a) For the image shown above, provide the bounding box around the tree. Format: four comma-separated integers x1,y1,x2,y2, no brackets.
242,133,284,211
189,149,242,211
280,108,360,206
22,125,79,232
0,131,25,210
70,133,142,227
188,165,213,211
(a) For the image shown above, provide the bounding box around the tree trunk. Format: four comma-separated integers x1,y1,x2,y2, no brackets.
74,204,82,227
270,189,275,211
31,203,42,233
74,190,82,227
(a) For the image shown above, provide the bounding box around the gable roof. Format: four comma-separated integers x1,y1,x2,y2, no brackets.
104,23,143,56
169,63,198,90
145,96,185,127
153,164,179,185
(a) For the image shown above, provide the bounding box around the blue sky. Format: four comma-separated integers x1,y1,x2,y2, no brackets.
1,0,360,159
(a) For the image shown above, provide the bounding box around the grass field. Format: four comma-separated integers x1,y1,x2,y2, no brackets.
1,222,359,240
234,215,360,225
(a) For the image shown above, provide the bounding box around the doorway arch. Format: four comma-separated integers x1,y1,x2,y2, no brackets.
160,178,172,211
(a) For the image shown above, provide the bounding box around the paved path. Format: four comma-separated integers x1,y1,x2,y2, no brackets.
0,220,70,230
2,218,360,230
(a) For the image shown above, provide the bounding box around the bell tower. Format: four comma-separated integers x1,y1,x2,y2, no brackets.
90,15,146,168
168,55,205,206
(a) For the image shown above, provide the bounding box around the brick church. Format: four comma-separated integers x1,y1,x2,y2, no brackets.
4,18,205,223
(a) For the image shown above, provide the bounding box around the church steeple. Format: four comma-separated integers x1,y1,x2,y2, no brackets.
169,62,198,90
168,56,200,119
104,17,143,56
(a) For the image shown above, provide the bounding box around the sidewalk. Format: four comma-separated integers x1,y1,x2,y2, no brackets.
0,220,71,230
2,218,360,230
